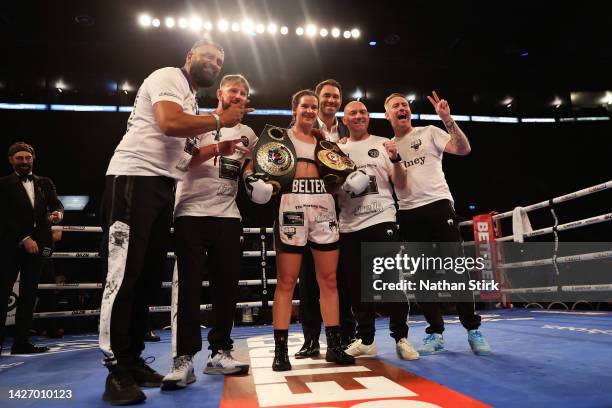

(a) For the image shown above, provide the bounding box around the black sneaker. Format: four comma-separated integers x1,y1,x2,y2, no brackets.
129,357,163,387
11,342,49,354
102,367,146,406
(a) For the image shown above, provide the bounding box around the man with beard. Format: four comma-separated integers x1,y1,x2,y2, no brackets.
0,142,63,355
99,39,251,405
161,74,256,390
295,79,355,359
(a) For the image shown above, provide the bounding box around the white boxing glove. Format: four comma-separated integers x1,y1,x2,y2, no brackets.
245,174,273,204
341,170,370,195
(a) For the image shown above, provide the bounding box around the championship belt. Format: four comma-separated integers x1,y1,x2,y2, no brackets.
253,124,297,193
314,140,357,192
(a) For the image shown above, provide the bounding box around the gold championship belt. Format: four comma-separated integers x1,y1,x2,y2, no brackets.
314,140,357,192
253,124,297,193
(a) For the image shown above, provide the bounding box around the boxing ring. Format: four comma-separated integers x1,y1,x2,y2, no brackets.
1,180,611,407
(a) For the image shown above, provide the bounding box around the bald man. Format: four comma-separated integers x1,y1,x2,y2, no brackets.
335,101,419,360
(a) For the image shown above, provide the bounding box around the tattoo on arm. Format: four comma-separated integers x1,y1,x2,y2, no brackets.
444,119,470,153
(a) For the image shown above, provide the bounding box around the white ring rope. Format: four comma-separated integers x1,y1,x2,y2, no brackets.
32,300,300,320
51,251,277,259
497,250,612,269
458,180,611,227
463,212,612,245
37,279,279,290
51,226,274,234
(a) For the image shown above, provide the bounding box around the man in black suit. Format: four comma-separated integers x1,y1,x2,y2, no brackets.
0,142,64,354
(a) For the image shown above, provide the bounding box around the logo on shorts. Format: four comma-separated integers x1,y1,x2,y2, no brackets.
328,220,338,232
283,211,304,226
411,138,422,151
368,149,379,158
283,227,297,239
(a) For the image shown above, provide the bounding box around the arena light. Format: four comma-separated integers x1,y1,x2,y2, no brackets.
552,97,562,108
178,18,188,29
280,26,288,35
343,30,351,39
55,80,66,92
218,19,229,31
0,103,48,111
151,18,161,28
50,104,117,112
242,20,254,34
231,22,240,32
256,23,265,34
121,82,132,93
352,89,363,99
521,118,556,123
267,23,278,34
189,16,202,31
601,91,612,105
306,24,317,37
369,40,377,46
204,21,213,31
165,17,175,28
320,28,328,37
407,94,416,102
296,26,304,36
331,27,340,38
351,28,360,38
138,14,151,27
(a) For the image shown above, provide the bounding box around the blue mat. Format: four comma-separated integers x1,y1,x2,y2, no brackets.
0,309,610,407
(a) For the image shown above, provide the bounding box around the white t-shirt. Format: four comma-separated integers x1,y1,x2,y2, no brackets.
337,135,397,233
174,123,257,219
106,67,198,180
393,125,454,210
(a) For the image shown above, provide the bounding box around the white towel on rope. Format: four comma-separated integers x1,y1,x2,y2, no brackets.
512,206,533,243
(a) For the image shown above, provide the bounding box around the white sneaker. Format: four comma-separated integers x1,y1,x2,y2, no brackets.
396,338,419,360
161,355,196,390
203,350,250,375
344,339,377,357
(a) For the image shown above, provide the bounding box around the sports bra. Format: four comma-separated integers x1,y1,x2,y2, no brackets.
288,129,316,162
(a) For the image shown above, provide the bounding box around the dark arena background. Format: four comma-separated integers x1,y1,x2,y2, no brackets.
1,1,611,407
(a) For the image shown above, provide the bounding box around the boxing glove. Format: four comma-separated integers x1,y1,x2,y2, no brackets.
341,170,370,195
245,173,273,204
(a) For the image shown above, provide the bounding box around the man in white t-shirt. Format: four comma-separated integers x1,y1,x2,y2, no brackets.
161,75,256,389
335,101,420,360
295,79,355,359
99,39,251,405
385,92,490,357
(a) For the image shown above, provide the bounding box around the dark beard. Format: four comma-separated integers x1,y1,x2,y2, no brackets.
15,164,32,175
189,61,217,88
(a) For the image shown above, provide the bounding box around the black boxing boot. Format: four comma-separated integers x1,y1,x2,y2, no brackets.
325,326,355,364
295,335,320,359
272,330,291,372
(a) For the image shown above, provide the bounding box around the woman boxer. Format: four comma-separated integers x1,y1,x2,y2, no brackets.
244,90,362,371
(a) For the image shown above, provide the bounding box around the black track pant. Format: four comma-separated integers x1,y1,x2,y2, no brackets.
397,199,481,334
99,175,174,367
172,216,242,356
339,222,409,344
